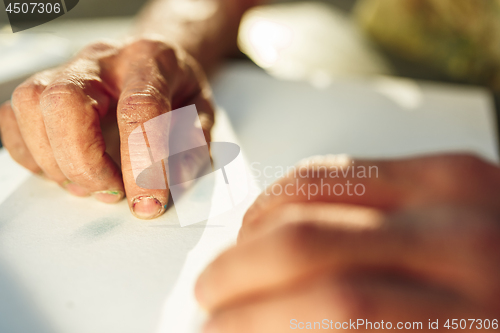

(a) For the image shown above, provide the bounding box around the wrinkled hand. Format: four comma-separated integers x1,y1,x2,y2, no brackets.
196,154,500,332
0,39,214,219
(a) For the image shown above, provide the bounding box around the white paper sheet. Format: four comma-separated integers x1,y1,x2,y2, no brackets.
0,108,258,333
157,64,499,333
212,63,498,189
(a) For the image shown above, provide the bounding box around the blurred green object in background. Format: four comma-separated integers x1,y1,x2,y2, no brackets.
355,0,500,92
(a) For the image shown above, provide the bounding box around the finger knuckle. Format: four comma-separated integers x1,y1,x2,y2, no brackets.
421,153,491,191
119,89,168,125
11,82,45,109
324,276,377,320
130,39,175,57
278,223,318,257
42,81,80,98
437,154,485,173
129,39,159,49
159,46,179,64
40,81,85,109
80,41,119,57
456,213,500,253
121,88,162,106
128,39,182,69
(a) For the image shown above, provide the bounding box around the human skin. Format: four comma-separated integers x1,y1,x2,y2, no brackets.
196,154,500,332
0,0,260,219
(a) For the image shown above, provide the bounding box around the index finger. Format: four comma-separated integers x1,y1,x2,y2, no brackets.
116,41,215,219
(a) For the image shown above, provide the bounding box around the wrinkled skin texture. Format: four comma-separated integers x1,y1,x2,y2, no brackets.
0,0,263,219
0,39,214,219
196,154,500,333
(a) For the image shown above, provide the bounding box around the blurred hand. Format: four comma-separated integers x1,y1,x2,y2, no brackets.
239,154,500,241
196,154,500,332
0,39,214,219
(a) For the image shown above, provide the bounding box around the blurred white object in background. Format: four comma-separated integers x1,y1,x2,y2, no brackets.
238,2,392,87
0,18,132,82
0,18,132,103
0,26,70,83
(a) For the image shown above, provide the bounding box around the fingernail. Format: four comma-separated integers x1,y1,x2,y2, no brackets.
131,196,164,219
94,190,124,204
62,180,90,197
35,170,46,179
